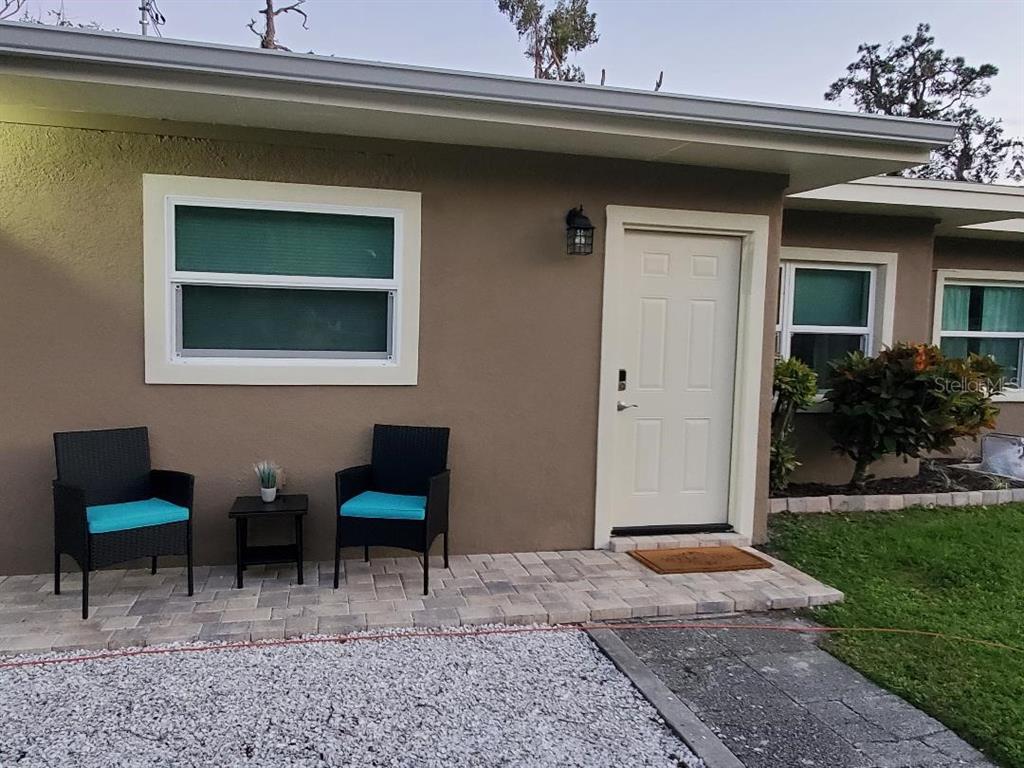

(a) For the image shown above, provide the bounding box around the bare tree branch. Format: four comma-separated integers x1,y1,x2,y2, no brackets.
248,0,308,51
0,0,26,21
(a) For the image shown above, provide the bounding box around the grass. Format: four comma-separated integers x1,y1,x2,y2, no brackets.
765,504,1024,768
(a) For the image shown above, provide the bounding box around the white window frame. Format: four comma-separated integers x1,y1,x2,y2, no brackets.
144,175,421,385
933,269,1024,403
778,247,897,398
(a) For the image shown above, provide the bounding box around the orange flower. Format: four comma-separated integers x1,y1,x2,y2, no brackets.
914,344,929,372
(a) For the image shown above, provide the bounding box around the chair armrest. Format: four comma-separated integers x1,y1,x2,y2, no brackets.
151,469,195,511
53,481,89,544
336,465,373,507
425,469,450,534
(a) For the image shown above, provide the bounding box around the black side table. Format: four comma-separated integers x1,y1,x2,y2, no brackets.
229,494,308,589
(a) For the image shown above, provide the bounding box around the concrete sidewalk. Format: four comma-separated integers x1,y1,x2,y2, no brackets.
614,615,994,768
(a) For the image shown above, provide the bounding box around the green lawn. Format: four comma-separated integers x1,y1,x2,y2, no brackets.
765,505,1024,768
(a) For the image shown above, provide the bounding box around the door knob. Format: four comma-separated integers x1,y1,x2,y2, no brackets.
617,401,638,412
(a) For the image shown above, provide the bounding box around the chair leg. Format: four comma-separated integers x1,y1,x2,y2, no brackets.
422,547,429,595
186,523,194,596
443,532,449,569
151,556,158,575
54,549,61,595
364,545,369,563
81,565,89,620
333,527,341,590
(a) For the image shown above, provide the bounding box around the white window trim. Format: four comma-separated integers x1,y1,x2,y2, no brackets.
143,174,421,385
777,261,877,358
932,268,1024,403
778,247,897,407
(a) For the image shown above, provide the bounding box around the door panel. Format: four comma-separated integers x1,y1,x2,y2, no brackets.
610,231,741,529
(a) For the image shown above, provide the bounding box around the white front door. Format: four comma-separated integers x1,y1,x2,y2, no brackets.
609,230,741,529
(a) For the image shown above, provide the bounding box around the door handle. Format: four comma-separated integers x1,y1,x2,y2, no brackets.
617,401,638,412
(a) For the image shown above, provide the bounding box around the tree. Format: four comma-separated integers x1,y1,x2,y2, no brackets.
497,0,598,82
11,1,107,30
906,105,1007,183
1003,138,1024,185
248,0,308,51
826,23,1008,182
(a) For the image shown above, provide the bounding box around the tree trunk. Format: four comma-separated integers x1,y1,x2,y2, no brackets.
849,456,872,491
262,1,277,49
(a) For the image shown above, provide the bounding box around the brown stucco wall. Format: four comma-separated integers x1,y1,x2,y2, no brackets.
780,210,937,485
0,121,785,574
934,236,1024,440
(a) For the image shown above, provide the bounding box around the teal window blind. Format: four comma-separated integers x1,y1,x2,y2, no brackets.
941,284,1024,332
174,205,395,279
793,268,870,327
180,286,390,355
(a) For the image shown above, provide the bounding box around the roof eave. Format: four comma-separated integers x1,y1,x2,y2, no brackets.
0,23,956,149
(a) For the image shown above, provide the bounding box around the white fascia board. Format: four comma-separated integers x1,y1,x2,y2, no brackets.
791,176,1024,216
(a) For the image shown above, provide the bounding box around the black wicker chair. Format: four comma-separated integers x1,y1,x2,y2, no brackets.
53,427,194,619
335,424,450,595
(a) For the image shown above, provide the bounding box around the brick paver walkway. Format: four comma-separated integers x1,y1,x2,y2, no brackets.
0,538,842,654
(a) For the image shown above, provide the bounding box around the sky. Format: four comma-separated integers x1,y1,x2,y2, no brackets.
16,0,1024,137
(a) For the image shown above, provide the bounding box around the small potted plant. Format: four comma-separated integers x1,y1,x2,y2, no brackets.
254,460,284,503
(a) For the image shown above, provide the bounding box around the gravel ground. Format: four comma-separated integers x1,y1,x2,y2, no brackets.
0,625,702,768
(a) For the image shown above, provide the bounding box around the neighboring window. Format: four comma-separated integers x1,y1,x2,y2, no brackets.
144,175,421,385
938,281,1024,385
777,262,876,383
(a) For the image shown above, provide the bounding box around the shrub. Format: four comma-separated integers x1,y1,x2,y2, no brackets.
770,357,817,494
825,343,1002,489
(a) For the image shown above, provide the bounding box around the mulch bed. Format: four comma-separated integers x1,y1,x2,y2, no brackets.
775,458,1024,498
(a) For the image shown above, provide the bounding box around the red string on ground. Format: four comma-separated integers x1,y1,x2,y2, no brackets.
0,621,1019,671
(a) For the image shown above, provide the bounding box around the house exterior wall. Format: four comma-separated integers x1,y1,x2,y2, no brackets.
780,210,936,485
0,121,785,574
934,236,1024,440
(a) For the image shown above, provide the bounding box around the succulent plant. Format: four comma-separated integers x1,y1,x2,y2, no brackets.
253,460,283,490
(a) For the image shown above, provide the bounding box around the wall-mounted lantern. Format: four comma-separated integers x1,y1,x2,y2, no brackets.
565,205,595,256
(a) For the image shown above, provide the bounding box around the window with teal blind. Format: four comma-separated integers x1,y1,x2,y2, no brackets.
777,262,875,385
175,206,395,279
171,203,398,360
180,287,390,357
792,269,870,327
939,282,1024,384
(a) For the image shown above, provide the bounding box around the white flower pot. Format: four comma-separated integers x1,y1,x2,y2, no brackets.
260,487,277,503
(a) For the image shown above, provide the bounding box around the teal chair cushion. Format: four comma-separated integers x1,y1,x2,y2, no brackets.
340,491,426,521
86,497,189,534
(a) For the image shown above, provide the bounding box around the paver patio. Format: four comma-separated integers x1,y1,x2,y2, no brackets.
0,536,842,654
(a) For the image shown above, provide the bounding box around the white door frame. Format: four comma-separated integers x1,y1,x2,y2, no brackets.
593,205,771,548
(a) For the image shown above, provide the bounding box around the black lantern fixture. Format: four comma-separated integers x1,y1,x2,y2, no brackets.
566,205,595,256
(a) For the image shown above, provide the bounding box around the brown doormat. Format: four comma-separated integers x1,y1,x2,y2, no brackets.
628,546,772,575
